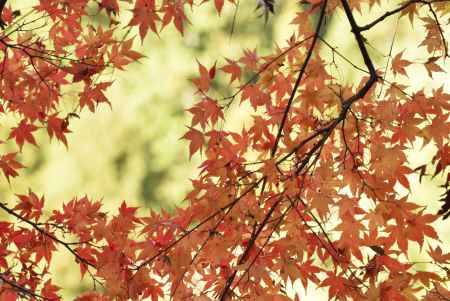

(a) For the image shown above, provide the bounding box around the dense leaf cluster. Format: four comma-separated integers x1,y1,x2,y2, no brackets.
0,0,449,300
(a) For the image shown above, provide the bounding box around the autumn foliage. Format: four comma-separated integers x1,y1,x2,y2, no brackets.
0,0,450,300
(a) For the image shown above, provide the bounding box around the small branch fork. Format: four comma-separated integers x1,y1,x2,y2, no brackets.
359,0,449,57
217,3,329,300
0,202,96,269
270,2,328,159
0,201,105,298
0,273,54,301
359,0,448,32
215,0,382,298
222,34,315,108
216,0,382,298
426,2,449,57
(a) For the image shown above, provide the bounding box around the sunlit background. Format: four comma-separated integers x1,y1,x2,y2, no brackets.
0,0,448,299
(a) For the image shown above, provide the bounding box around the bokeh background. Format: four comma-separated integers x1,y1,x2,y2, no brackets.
0,0,448,299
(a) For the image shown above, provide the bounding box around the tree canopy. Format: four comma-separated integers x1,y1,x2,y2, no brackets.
0,0,449,300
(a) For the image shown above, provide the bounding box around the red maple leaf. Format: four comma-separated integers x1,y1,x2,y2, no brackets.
8,120,38,151
0,152,24,182
221,59,241,84
391,51,411,77
128,0,160,41
47,114,71,147
181,127,204,159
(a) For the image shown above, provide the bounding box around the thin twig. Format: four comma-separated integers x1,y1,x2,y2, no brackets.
0,202,96,268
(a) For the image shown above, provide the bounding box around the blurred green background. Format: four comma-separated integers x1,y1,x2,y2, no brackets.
0,0,448,299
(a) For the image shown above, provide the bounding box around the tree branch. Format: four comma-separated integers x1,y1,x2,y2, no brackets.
216,3,329,300
0,202,96,269
0,0,7,29
359,0,450,32
0,273,55,301
270,1,328,158
217,196,282,301
133,177,265,272
426,2,449,57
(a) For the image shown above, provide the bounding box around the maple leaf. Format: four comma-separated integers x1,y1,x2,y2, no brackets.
320,273,358,300
109,38,144,70
75,292,111,301
239,48,259,70
79,82,113,112
47,114,71,147
8,120,38,151
99,0,120,16
128,0,160,41
41,279,60,300
66,63,104,83
387,212,438,251
378,255,408,272
391,51,411,77
215,0,225,14
431,143,450,176
191,61,215,92
428,246,450,264
400,3,418,24
421,114,450,148
0,152,24,182
295,260,321,288
161,1,189,34
0,287,18,301
423,285,450,301
111,201,142,233
187,98,224,129
75,246,98,278
241,84,270,110
414,271,441,287
140,279,164,301
14,189,45,222
181,127,204,159
423,57,444,78
221,59,241,84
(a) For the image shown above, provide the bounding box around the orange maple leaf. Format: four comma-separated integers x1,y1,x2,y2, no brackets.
391,51,411,77
8,120,38,151
182,127,204,159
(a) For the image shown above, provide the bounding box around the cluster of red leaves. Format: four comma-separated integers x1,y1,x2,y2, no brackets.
1,0,450,301
0,0,239,182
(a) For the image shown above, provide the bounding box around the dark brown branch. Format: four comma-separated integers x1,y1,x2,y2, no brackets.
426,2,449,57
270,2,328,158
0,0,7,29
437,182,450,219
216,3,330,300
0,39,108,68
0,273,55,301
255,0,329,207
222,34,315,108
319,36,369,74
169,199,239,300
359,0,421,32
218,196,282,301
133,177,265,272
0,202,96,269
231,202,293,292
340,1,376,76
288,197,340,261
359,0,449,32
